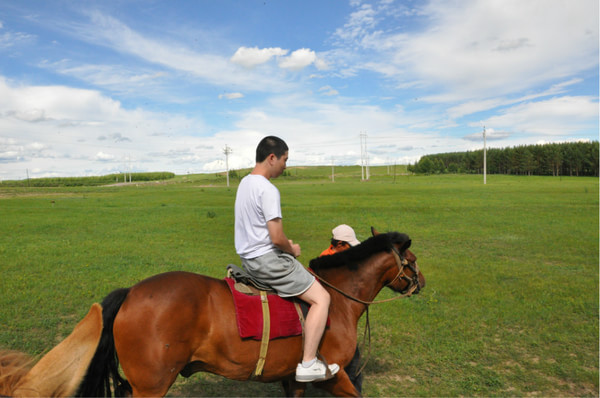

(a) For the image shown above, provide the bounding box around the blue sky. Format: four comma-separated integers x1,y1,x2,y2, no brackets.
0,0,598,180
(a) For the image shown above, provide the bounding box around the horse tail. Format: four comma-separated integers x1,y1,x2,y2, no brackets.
77,288,132,397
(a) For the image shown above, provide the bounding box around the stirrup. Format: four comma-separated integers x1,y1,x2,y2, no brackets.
317,353,334,380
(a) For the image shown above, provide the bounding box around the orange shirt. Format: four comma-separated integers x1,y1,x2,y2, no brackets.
319,245,338,257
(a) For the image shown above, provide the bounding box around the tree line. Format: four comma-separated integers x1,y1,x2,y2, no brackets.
408,141,599,177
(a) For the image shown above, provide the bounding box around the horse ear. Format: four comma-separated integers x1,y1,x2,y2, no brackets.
371,226,379,236
400,239,412,253
13,303,103,397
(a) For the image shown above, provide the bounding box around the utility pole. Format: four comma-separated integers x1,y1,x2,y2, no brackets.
223,145,232,187
360,132,365,180
331,157,335,183
483,126,487,185
360,132,370,180
127,154,132,183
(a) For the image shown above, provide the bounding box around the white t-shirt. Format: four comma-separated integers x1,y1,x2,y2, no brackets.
234,174,282,259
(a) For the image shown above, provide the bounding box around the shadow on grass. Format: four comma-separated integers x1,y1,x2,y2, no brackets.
168,373,332,397
167,357,392,397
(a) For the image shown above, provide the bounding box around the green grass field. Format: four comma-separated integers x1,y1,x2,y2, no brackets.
0,168,597,397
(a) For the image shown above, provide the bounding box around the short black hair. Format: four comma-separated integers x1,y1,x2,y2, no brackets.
256,136,288,163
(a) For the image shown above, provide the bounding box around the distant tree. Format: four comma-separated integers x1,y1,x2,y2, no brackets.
434,158,445,174
586,141,599,176
411,141,598,177
417,157,434,174
464,151,478,173
521,147,536,176
548,144,563,176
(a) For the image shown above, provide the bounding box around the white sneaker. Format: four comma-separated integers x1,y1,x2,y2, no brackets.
295,359,340,382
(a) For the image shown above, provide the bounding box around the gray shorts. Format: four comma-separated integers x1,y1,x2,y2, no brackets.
241,250,315,298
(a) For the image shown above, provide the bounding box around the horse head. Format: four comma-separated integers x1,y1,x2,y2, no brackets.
371,227,426,295
309,227,425,303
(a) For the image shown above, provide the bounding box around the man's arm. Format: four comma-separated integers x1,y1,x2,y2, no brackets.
267,218,301,257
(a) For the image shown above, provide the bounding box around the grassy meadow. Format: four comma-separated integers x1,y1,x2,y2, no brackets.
0,167,598,397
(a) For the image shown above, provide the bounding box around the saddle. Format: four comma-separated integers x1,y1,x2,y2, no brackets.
226,264,275,294
225,265,305,378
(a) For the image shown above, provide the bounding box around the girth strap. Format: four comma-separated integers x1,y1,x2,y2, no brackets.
253,290,270,377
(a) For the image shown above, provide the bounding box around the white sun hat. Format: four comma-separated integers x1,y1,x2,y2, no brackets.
332,224,360,246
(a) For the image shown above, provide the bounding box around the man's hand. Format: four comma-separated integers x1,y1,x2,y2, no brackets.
267,218,301,257
288,239,301,258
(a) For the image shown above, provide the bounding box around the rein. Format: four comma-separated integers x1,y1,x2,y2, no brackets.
307,246,421,376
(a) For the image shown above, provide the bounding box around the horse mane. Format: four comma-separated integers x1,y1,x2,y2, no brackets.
0,349,34,396
309,232,410,272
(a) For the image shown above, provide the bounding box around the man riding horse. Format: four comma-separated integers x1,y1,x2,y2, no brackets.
234,136,340,382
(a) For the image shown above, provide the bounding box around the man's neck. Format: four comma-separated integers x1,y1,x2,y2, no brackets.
251,162,272,180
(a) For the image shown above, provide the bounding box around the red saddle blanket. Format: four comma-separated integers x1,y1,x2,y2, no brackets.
225,277,303,340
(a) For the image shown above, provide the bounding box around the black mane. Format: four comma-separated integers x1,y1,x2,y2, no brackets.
309,232,410,272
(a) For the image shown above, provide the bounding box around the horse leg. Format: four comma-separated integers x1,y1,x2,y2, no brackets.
281,377,307,397
114,331,184,397
314,369,360,397
112,292,197,396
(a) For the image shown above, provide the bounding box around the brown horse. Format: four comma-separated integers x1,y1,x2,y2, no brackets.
0,303,103,397
77,230,425,397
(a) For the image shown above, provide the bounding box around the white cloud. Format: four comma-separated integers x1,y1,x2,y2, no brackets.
446,99,505,120
0,77,123,123
464,128,512,141
29,142,47,151
335,0,598,101
419,0,596,96
8,108,49,122
0,30,35,49
47,61,167,92
230,46,288,68
71,11,291,92
314,57,329,71
278,48,317,71
219,92,244,100
0,77,217,177
334,3,377,42
98,133,131,143
445,78,586,119
0,150,20,162
318,85,339,96
480,96,598,136
95,151,115,161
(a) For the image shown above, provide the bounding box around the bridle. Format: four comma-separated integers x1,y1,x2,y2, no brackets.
307,244,422,376
388,246,421,297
